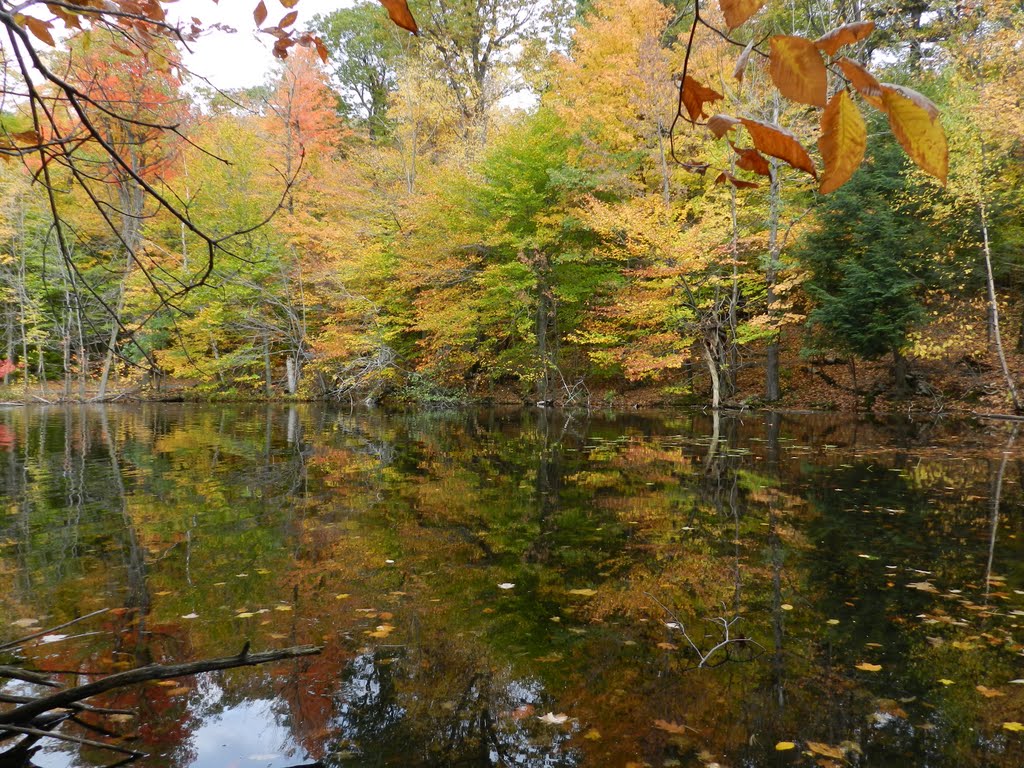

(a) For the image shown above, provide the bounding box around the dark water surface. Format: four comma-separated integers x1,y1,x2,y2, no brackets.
1,405,1023,768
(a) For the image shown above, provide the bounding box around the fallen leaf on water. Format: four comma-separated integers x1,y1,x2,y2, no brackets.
938,679,955,685
154,591,173,596
510,704,535,720
781,604,794,611
976,685,1005,698
537,712,569,725
855,662,882,672
165,686,190,696
367,624,395,638
1009,679,1024,684
1003,722,1024,732
235,612,255,619
775,741,796,751
584,728,602,741
568,588,597,597
108,714,134,723
653,719,693,735
826,619,840,625
156,680,178,687
497,583,515,590
907,581,939,593
274,605,293,612
181,613,199,619
807,741,844,759
11,618,39,628
657,642,678,650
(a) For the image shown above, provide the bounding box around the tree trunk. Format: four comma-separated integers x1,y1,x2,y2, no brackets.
764,97,782,403
892,347,909,395
263,334,273,397
979,196,1021,411
702,337,721,411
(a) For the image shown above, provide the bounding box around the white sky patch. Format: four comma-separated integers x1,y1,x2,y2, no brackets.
169,0,354,90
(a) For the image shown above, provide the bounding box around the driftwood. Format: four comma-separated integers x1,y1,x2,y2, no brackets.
0,643,322,725
0,668,57,688
0,725,144,758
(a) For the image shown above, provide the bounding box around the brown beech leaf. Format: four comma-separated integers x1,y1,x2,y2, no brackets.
313,36,330,63
729,141,772,176
707,114,740,139
807,741,845,759
10,130,41,144
769,36,827,107
279,11,298,28
681,76,723,122
653,719,694,735
815,21,876,57
719,0,767,31
819,90,866,194
378,0,419,34
715,172,760,189
253,1,267,27
281,0,299,6
733,38,755,83
880,84,948,184
739,117,817,178
838,57,884,110
23,16,55,46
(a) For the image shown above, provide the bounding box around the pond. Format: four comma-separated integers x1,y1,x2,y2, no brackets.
0,405,1023,768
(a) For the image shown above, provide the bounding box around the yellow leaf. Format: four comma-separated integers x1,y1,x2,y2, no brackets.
718,0,767,30
769,36,827,107
274,605,293,612
938,678,955,685
165,686,190,696
584,728,602,741
366,623,394,638
235,612,255,618
880,84,948,184
739,117,817,178
855,662,882,672
567,588,598,597
775,741,797,751
819,90,866,194
815,21,875,57
838,57,884,110
781,603,794,611
1003,722,1024,732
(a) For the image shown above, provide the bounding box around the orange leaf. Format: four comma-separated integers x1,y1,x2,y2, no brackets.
807,742,845,759
281,0,299,6
715,172,760,189
880,84,948,184
707,114,740,139
815,21,875,56
653,719,693,735
10,130,41,144
769,36,827,107
279,11,298,28
733,38,755,83
23,16,55,47
819,90,866,194
253,0,267,27
681,76,723,122
739,117,817,178
730,141,771,176
719,0,767,31
378,0,418,34
838,57,883,110
313,36,329,63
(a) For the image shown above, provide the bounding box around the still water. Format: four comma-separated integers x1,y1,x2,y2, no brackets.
0,405,1023,768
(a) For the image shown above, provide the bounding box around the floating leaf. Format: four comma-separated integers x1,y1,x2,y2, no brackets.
938,678,955,685
769,36,827,107
838,57,883,110
584,728,602,741
274,605,293,612
235,612,255,618
775,741,797,751
378,0,418,34
181,613,199,619
907,581,939,593
807,741,845,759
10,618,39,628
819,89,866,194
739,117,817,177
498,583,515,590
815,21,875,56
719,0,767,30
656,642,678,650
681,76,723,122
537,712,569,725
976,685,1006,698
781,603,794,611
653,719,692,735
1003,722,1024,732
165,686,190,696
855,662,882,672
880,84,948,184
366,623,394,638
826,619,841,625
568,588,598,597
253,1,267,27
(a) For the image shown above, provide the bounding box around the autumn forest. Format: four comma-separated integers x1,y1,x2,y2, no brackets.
0,0,1021,413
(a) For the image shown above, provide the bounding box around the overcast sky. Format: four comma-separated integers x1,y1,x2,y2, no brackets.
169,0,355,90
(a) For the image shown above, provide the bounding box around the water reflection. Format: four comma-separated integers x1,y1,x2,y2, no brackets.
0,405,1022,767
